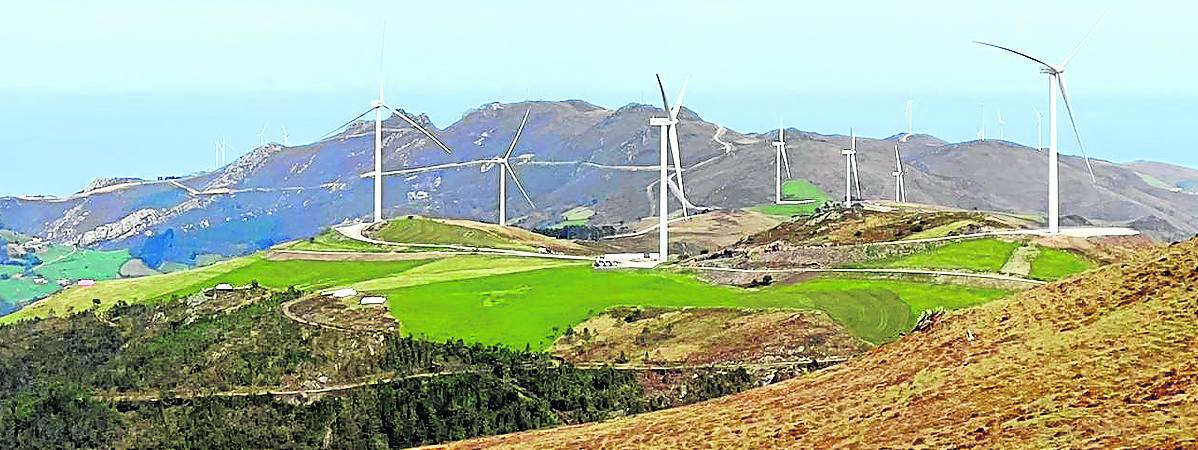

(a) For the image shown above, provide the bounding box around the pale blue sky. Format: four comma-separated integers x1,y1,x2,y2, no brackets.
2,0,1196,195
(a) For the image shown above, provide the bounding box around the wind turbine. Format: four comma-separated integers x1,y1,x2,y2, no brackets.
979,104,986,141
648,74,693,262
364,109,535,227
1032,106,1043,151
841,130,861,205
318,31,454,223
997,110,1005,140
892,145,906,203
257,125,268,146
495,109,536,226
281,125,289,146
773,121,793,204
976,17,1101,234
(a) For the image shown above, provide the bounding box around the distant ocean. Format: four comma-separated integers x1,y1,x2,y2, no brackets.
1,89,1194,196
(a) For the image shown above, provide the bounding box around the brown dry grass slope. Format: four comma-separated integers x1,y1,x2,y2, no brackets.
444,238,1198,449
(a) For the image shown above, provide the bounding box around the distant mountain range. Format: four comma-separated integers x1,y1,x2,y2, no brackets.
2,99,1196,268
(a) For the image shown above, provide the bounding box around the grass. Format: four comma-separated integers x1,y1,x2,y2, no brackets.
857,238,1021,273
0,256,433,324
749,179,829,217
284,229,394,253
33,248,130,281
1135,172,1173,190
381,266,1009,349
1029,247,1095,281
351,256,577,292
903,220,978,240
371,216,537,251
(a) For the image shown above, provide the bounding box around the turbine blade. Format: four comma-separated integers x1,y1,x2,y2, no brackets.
851,156,862,199
506,165,535,208
668,124,687,214
381,104,454,154
504,108,531,159
895,145,902,172
319,108,375,140
670,76,688,120
973,41,1056,71
1056,74,1096,182
368,160,489,178
1061,12,1106,67
780,146,792,178
1032,106,1041,120
655,74,671,116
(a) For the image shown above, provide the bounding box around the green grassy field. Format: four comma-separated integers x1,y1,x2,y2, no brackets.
1029,247,1095,281
284,229,395,253
546,206,596,229
857,238,1021,273
749,179,829,217
0,256,433,324
33,248,129,281
370,217,537,251
381,266,1009,349
902,220,978,240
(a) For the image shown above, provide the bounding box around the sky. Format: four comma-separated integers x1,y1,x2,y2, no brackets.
1,0,1196,195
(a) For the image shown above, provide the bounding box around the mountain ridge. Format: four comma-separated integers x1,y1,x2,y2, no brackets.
2,99,1195,270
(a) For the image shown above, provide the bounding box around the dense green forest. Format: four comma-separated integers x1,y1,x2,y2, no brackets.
0,287,756,448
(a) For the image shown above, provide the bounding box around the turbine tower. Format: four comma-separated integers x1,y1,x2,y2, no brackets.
979,104,986,141
976,18,1100,234
257,125,268,146
892,145,906,203
773,121,792,204
841,130,861,205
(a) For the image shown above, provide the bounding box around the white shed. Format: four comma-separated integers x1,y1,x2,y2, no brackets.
327,288,358,299
360,296,386,305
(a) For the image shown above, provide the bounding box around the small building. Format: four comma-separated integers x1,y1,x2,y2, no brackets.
76,279,96,287
360,296,386,305
214,283,234,291
326,288,357,299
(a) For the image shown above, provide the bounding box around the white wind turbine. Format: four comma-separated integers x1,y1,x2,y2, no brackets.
892,145,906,203
997,110,1005,140
978,104,986,141
214,137,231,168
976,18,1100,234
773,121,793,204
367,108,536,227
647,74,695,262
318,31,454,223
257,125,268,146
841,130,862,205
281,125,289,146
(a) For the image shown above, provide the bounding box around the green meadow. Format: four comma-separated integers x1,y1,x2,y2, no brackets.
750,179,830,217
0,256,432,324
1029,247,1096,281
380,265,1008,349
856,238,1021,273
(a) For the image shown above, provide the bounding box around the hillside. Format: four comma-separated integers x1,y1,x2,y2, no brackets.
448,238,1198,448
365,216,590,254
1,100,1196,276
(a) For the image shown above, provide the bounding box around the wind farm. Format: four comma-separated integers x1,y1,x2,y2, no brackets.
3,3,1197,449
